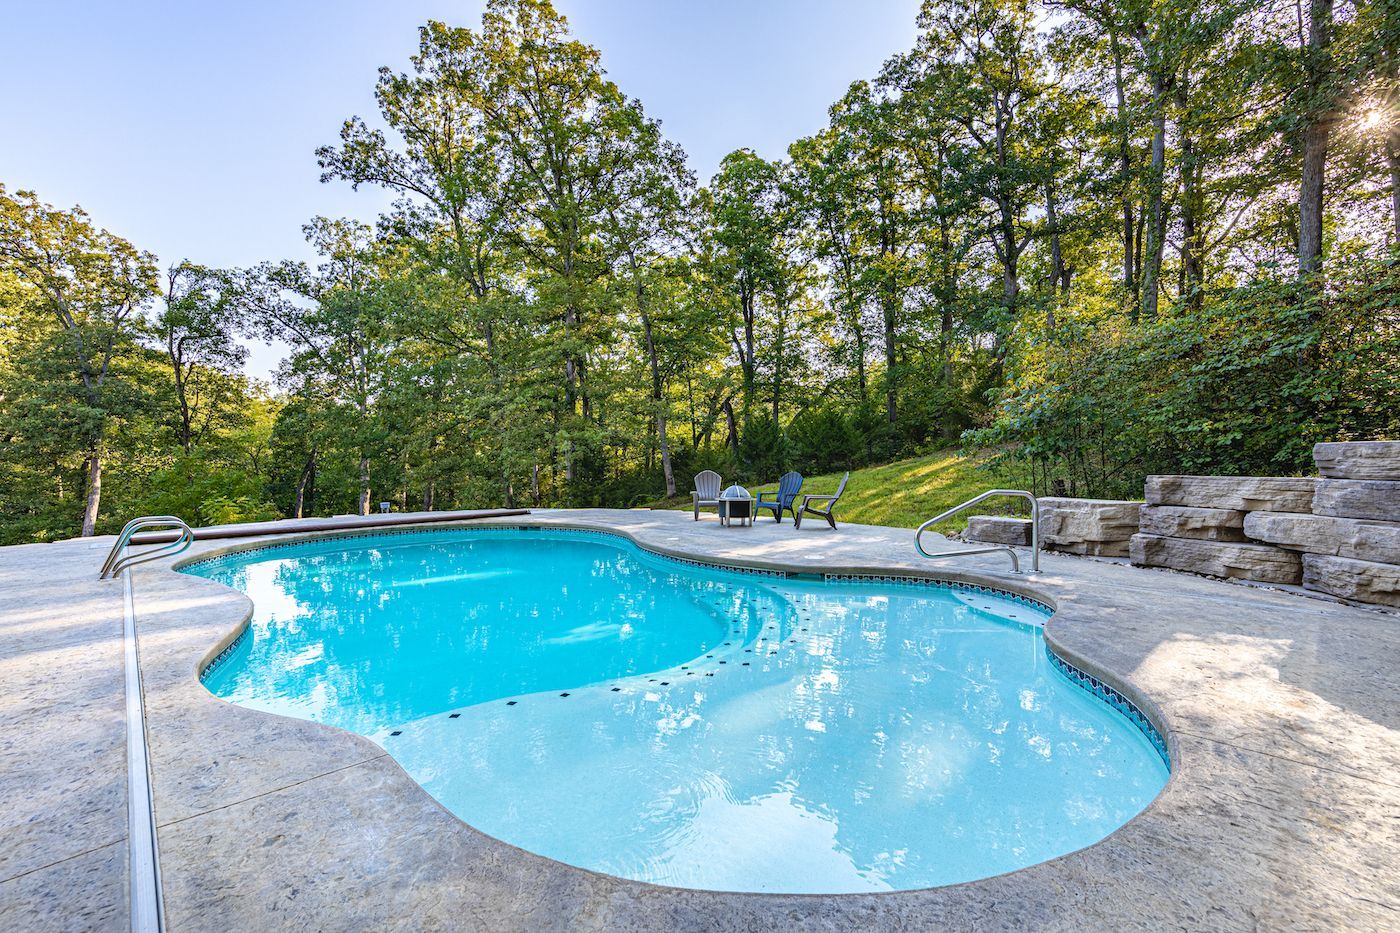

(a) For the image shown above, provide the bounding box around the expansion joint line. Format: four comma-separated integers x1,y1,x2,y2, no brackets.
123,572,165,932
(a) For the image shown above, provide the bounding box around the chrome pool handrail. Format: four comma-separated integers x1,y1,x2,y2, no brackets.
99,515,194,580
915,489,1039,573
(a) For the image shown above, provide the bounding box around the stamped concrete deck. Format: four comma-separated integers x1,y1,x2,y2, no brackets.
2,509,1398,931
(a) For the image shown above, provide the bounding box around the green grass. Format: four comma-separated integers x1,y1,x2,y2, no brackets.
655,448,1024,532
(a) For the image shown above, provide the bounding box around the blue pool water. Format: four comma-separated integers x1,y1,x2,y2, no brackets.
191,528,1168,893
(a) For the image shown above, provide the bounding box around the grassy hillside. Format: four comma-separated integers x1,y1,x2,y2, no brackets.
660,449,1025,532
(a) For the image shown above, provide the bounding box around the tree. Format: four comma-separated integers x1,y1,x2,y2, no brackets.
0,185,159,535
914,0,1048,354
1298,0,1336,275
154,262,249,453
601,138,695,498
235,220,398,516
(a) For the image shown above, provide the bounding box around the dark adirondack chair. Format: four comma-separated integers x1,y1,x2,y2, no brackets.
793,472,850,530
755,471,804,523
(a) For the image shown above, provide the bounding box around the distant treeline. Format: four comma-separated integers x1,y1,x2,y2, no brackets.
1,0,1397,543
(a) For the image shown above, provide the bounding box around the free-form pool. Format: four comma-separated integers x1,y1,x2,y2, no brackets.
191,527,1168,893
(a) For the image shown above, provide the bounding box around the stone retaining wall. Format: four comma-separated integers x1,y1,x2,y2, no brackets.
1131,441,1400,608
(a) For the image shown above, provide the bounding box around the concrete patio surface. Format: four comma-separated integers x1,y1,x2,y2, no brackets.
2,508,1397,931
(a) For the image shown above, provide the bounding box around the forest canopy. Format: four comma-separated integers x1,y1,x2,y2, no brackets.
1,0,1397,543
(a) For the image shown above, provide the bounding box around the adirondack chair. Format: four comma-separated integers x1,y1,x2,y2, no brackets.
692,470,723,520
793,472,850,530
755,471,804,523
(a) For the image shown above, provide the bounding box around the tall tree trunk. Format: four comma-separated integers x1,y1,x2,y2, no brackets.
1387,46,1400,245
937,214,956,390
1177,76,1203,309
634,267,676,499
1298,0,1334,275
1111,30,1136,305
772,302,786,427
882,292,897,426
1133,207,1146,312
739,277,757,412
173,364,193,454
879,197,899,427
293,450,316,519
563,302,579,483
81,453,102,537
357,456,371,516
1045,181,1066,330
1387,132,1400,245
939,303,954,388
422,479,434,513
1140,70,1169,321
722,398,740,458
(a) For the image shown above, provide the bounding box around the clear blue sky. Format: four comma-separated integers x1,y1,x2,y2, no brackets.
0,0,919,376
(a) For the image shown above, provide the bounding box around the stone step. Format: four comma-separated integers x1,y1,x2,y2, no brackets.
1129,533,1303,585
1302,554,1400,608
1144,475,1316,513
1138,504,1248,542
1312,479,1400,522
1037,497,1140,545
1313,441,1400,481
1243,512,1400,565
964,515,1032,546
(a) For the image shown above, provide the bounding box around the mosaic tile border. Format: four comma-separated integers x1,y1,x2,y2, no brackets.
1045,644,1171,769
824,572,1053,616
198,623,250,683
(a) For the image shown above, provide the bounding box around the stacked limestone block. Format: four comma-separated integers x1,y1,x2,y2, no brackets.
1037,498,1141,557
1131,476,1315,584
964,515,1032,546
1248,442,1400,608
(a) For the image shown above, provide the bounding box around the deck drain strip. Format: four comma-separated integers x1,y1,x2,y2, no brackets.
123,573,165,932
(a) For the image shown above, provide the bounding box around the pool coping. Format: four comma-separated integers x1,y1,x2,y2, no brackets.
116,509,1398,929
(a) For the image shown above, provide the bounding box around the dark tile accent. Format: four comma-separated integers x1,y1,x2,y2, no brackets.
1045,644,1170,768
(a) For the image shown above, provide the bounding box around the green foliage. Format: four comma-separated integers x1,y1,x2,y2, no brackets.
968,255,1400,496
785,406,861,475
4,0,1399,543
737,415,786,483
127,455,279,527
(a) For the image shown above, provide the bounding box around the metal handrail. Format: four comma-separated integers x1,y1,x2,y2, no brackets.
99,515,194,580
915,489,1040,573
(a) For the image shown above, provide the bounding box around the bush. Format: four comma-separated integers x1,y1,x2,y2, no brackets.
738,414,786,482
966,252,1400,497
786,405,860,474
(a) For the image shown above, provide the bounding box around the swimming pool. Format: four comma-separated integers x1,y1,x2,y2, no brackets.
189,527,1169,894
